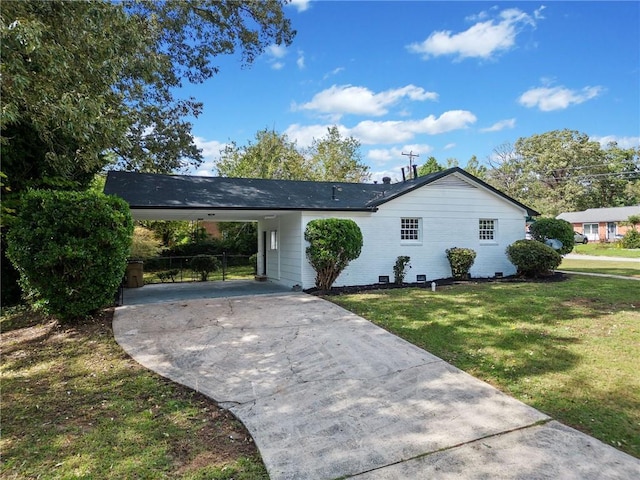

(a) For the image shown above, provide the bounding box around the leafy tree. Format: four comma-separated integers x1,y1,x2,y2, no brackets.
129,226,163,260
216,126,370,183
216,129,308,180
464,155,488,180
6,190,133,321
306,126,370,182
506,240,561,278
486,130,639,216
528,218,575,256
305,219,363,291
417,157,444,176
1,0,295,193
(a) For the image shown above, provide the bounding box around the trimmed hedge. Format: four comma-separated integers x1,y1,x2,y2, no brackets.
305,218,363,291
6,190,133,321
189,254,221,281
506,239,561,277
529,218,574,255
446,247,476,280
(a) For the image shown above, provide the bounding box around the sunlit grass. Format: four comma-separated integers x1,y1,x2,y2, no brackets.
1,308,267,480
329,277,640,458
573,242,640,258
559,258,640,277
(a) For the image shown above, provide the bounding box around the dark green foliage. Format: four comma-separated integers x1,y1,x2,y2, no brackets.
305,219,363,291
506,240,562,277
189,255,221,281
445,247,477,280
6,190,133,321
620,229,640,249
163,239,225,257
249,253,258,274
393,256,411,284
529,218,575,255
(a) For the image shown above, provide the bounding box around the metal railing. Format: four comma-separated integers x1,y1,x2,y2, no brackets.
140,253,255,284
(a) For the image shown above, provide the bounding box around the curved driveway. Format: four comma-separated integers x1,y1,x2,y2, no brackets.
113,292,639,479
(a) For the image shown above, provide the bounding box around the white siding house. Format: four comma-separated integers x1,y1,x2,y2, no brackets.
105,168,538,290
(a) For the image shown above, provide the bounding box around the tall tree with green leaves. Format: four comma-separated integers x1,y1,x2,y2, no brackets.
306,126,370,182
486,130,638,216
0,0,295,192
216,129,308,180
216,126,369,182
417,156,444,176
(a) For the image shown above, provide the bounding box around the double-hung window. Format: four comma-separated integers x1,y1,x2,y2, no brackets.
479,219,496,241
401,218,421,243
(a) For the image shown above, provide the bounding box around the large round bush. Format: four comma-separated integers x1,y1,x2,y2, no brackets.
6,190,133,321
189,254,221,281
506,239,562,278
305,218,363,291
528,218,574,255
445,247,476,280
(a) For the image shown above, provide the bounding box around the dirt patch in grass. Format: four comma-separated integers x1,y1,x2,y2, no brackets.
1,307,267,479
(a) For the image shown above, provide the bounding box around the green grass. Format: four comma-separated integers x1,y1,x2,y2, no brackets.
1,307,268,480
329,277,640,458
144,265,255,284
560,258,640,277
573,242,640,258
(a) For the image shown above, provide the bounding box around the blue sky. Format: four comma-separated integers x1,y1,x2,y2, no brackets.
184,1,639,182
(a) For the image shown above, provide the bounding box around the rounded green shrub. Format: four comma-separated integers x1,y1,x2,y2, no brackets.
305,218,363,291
528,218,574,255
189,254,221,281
445,247,476,280
620,229,640,249
6,190,133,321
506,239,561,277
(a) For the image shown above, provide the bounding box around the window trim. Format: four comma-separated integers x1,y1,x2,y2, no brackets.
479,219,497,243
401,217,422,245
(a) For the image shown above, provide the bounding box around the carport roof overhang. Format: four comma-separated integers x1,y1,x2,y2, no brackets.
129,207,375,222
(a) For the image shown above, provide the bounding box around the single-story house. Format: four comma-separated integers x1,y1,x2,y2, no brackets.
104,167,538,290
557,205,640,242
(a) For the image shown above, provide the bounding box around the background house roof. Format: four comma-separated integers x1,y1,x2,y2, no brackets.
103,167,538,219
557,205,640,223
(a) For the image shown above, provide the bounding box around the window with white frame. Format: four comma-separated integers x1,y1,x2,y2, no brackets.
401,218,421,242
270,230,278,250
479,219,496,241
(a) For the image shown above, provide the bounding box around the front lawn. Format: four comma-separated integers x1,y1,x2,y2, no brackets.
559,258,640,277
573,242,640,258
329,276,640,458
1,308,268,480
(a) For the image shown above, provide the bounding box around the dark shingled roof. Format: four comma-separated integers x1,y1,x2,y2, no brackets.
103,168,539,216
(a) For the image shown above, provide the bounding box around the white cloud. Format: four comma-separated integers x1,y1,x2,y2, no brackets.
323,67,345,80
289,0,311,13
407,7,538,61
266,44,287,59
518,85,604,111
264,44,288,69
367,144,433,165
444,143,456,150
297,50,305,69
592,135,640,149
285,110,476,148
294,84,438,119
480,118,516,132
193,137,227,176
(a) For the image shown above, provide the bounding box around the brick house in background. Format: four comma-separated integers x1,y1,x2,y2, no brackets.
557,205,640,242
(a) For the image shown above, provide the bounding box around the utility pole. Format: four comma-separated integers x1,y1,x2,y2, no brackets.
402,151,420,178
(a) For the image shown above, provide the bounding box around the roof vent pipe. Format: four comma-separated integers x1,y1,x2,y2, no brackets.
401,168,406,182
412,164,418,179
382,176,391,185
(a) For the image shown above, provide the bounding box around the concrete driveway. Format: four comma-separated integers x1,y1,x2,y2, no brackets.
113,293,639,479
